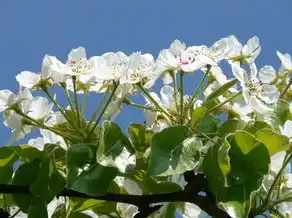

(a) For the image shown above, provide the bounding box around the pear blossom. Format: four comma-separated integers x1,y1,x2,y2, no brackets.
120,52,155,84
280,120,292,140
16,55,67,89
178,203,209,218
92,52,129,81
28,129,67,151
231,62,280,113
227,35,261,64
277,51,292,73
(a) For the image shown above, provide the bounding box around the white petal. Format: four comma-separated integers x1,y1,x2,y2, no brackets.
258,65,276,83
124,179,142,195
249,96,272,113
169,40,186,56
16,71,41,89
231,62,248,83
68,47,86,60
180,203,207,218
28,137,46,151
242,36,260,57
281,120,292,138
277,51,292,70
144,110,157,126
160,85,174,109
158,49,180,68
40,129,66,150
258,84,280,104
249,62,258,78
211,36,233,61
279,202,292,217
27,97,53,120
117,203,139,218
227,35,243,57
0,89,16,112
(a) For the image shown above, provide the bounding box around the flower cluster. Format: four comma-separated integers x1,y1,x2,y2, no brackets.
1,35,292,218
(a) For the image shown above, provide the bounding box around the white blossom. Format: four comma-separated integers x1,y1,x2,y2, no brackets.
231,62,279,113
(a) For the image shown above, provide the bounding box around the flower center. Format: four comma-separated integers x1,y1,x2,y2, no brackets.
66,58,91,75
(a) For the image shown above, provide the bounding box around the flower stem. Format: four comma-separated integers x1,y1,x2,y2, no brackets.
207,92,241,113
61,83,76,116
138,83,172,119
263,153,292,206
185,65,211,112
193,128,219,145
86,87,110,131
72,76,81,127
125,101,158,111
180,71,184,123
280,76,292,98
87,83,118,138
171,72,179,111
42,87,79,132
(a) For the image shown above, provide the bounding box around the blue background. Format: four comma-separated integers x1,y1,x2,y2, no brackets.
0,1,291,144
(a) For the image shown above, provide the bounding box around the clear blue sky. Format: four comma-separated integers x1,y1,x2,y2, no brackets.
0,1,292,145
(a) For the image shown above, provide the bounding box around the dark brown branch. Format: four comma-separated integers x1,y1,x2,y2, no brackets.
0,183,230,218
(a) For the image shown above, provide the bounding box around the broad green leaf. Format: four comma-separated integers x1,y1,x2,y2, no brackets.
12,159,41,213
12,145,42,162
191,107,206,128
67,143,96,184
147,126,201,176
0,147,18,166
259,99,291,132
68,212,92,218
28,198,48,218
0,166,13,184
256,129,290,155
97,121,136,173
204,131,270,218
127,123,153,153
70,163,117,196
205,78,238,101
197,115,221,133
218,119,243,136
127,170,181,194
30,145,66,201
244,120,272,134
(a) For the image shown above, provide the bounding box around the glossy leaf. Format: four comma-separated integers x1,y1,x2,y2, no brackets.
28,198,48,218
147,126,201,176
0,166,13,184
70,163,118,196
97,121,136,173
197,115,221,133
127,123,153,153
12,159,41,213
0,147,18,166
12,145,42,162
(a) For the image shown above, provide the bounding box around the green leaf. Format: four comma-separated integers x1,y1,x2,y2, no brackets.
67,143,96,184
28,198,48,218
12,145,42,162
203,131,270,218
147,126,201,176
256,129,290,156
155,203,177,218
259,99,291,132
12,159,41,213
127,170,181,194
0,147,18,166
68,212,92,218
0,166,13,184
127,123,153,153
70,163,118,196
73,198,116,214
243,120,272,134
205,78,238,101
30,147,66,201
97,121,136,173
218,119,243,136
197,115,221,133
190,107,206,128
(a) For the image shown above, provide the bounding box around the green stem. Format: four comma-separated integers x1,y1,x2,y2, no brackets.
138,83,172,119
280,76,292,98
72,76,81,127
185,65,211,112
86,87,110,131
16,110,79,142
171,72,179,111
264,153,292,206
42,87,79,131
193,128,220,145
125,102,158,111
180,72,184,123
61,83,76,115
207,92,241,113
87,84,118,138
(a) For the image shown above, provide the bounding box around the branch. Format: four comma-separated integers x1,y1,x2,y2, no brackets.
0,183,230,218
